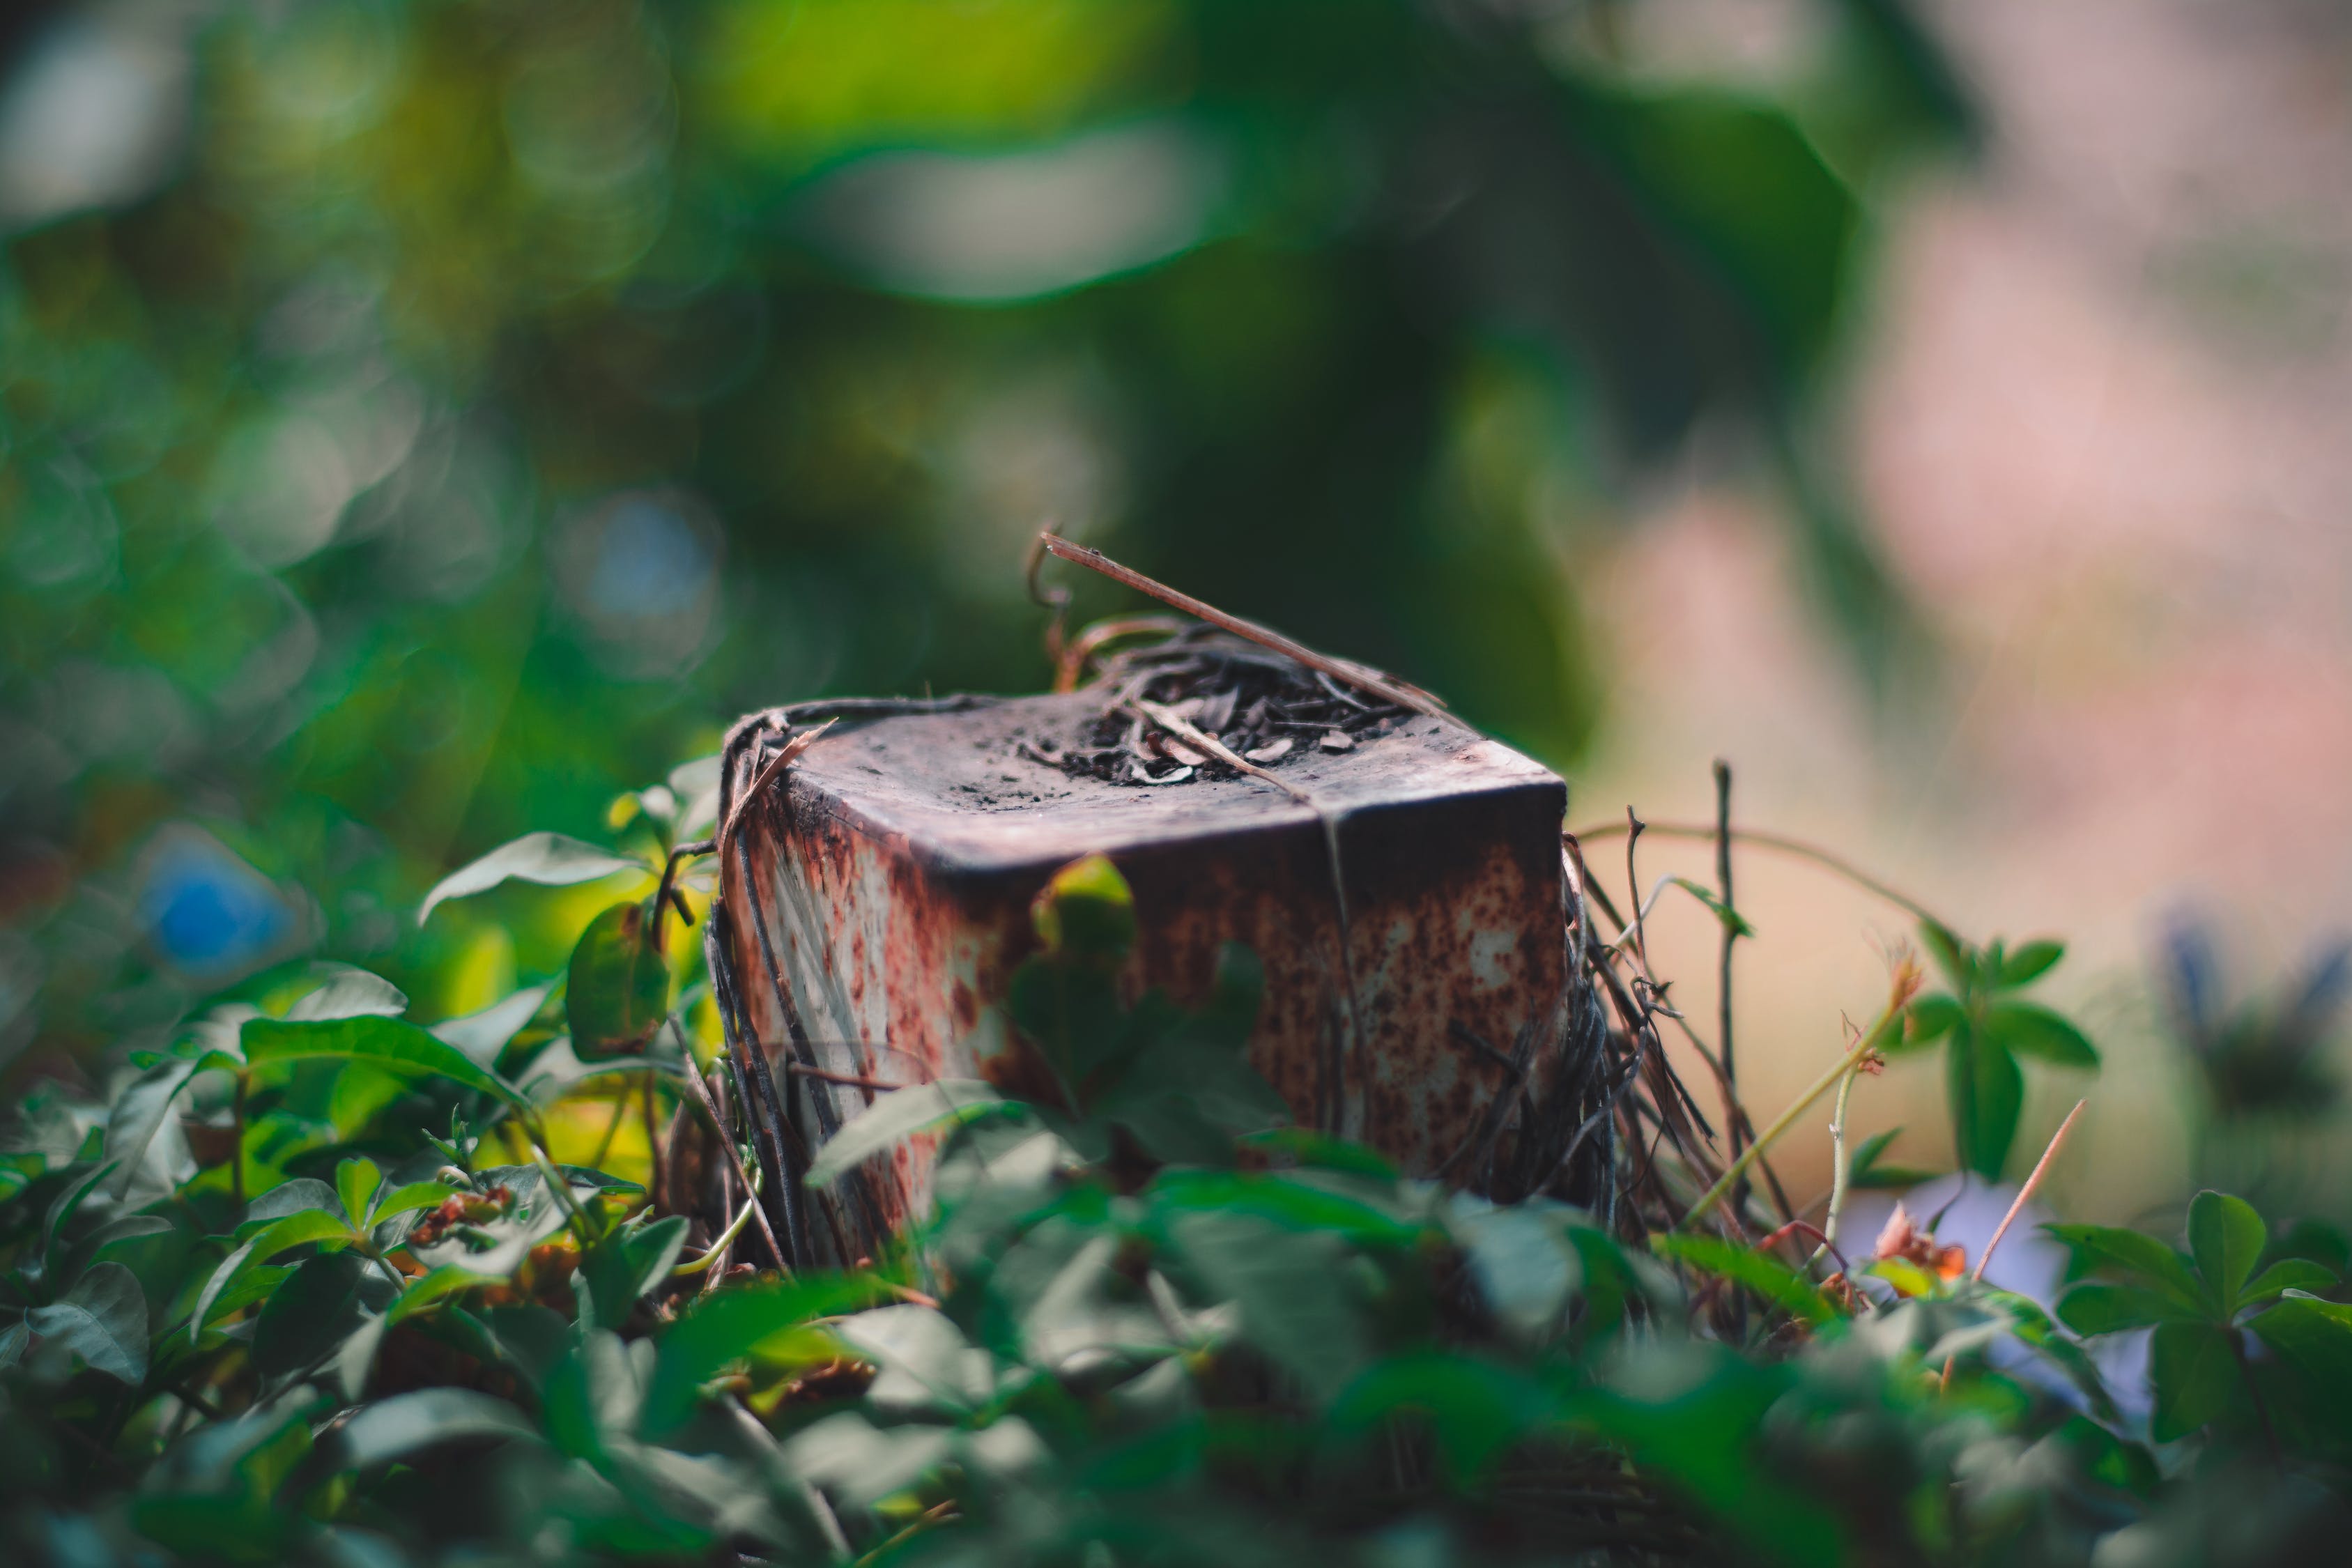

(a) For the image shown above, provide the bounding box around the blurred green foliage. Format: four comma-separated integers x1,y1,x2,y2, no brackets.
0,0,1968,1070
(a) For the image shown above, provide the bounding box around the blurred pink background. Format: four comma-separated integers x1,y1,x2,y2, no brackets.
1576,0,2352,1218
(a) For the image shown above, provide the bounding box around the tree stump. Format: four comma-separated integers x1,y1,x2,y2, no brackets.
713,686,1608,1266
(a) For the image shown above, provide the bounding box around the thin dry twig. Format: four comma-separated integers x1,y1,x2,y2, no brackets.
1132,698,1312,804
1039,532,1451,718
1940,1098,2090,1394
1972,1098,2087,1285
717,720,837,855
1568,820,1944,929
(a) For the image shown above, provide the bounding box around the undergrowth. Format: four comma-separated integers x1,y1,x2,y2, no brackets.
4,751,2351,1568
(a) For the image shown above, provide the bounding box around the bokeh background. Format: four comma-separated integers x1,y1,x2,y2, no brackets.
3,0,2346,1223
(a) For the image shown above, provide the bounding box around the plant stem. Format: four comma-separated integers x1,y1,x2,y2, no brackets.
1680,994,1909,1233
1714,761,1745,1211
673,1171,761,1276
1808,1060,1863,1272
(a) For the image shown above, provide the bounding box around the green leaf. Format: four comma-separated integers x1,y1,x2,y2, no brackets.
1030,853,1135,962
1328,1351,1558,1486
242,1015,530,1111
1173,1208,1369,1404
389,1266,502,1324
1667,876,1755,937
1651,1233,1838,1325
1996,939,2066,989
1918,920,1971,987
837,1303,995,1418
2057,1282,2190,1337
323,1388,537,1474
24,1262,149,1385
250,1250,370,1378
1949,1027,2024,1181
432,983,554,1067
374,1181,458,1227
1985,1001,2098,1069
581,1216,690,1330
335,1158,383,1231
243,1177,343,1229
2149,1321,2241,1441
806,1079,1008,1189
105,1059,201,1197
2241,1259,2337,1307
1452,1203,1581,1342
284,967,408,1022
641,1275,890,1438
565,902,672,1061
2045,1224,2206,1313
417,832,644,925
1847,1127,1942,1190
1897,994,1961,1052
193,1208,358,1342
2247,1293,2352,1438
2188,1190,2268,1314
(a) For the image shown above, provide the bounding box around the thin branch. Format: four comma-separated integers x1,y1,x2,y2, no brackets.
1714,761,1743,1190
1567,820,1945,930
1038,532,1452,717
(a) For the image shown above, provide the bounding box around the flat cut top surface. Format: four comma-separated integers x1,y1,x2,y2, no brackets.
777,691,1565,874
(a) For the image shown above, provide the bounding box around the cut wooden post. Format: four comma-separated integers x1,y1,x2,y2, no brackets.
718,691,1595,1262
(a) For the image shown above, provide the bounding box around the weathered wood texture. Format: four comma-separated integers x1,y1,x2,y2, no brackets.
719,693,1597,1261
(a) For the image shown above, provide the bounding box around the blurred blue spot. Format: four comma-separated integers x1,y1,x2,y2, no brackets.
587,496,709,622
136,826,293,979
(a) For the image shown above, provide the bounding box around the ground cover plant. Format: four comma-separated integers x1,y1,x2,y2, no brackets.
6,705,2352,1568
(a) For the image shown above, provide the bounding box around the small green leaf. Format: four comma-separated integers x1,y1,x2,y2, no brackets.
2241,1259,2337,1307
1452,1203,1581,1341
105,1059,201,1197
1895,994,1961,1052
284,967,408,1022
806,1079,1008,1189
640,1275,891,1438
432,983,553,1067
2188,1190,2268,1314
374,1181,458,1227
250,1250,369,1377
242,1016,530,1111
1918,920,1971,987
1846,1124,1941,1191
1667,876,1755,937
2247,1293,2352,1438
1949,1028,2024,1181
418,832,644,925
1651,1233,1838,1325
389,1266,502,1324
193,1208,359,1342
1985,1001,2098,1069
1174,1208,1369,1404
2046,1223,2207,1313
325,1388,537,1473
565,902,672,1061
335,1158,383,1231
581,1216,689,1330
1029,854,1135,962
2057,1282,2189,1336
1996,939,2065,989
2149,1321,2240,1441
24,1262,149,1385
